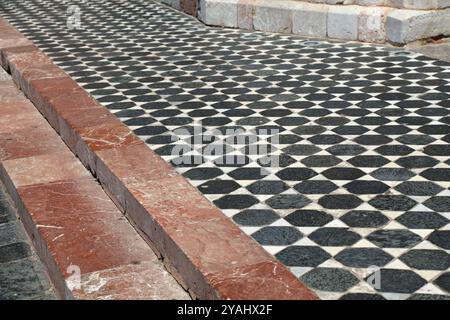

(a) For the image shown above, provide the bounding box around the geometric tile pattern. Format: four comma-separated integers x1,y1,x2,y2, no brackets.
1,0,449,300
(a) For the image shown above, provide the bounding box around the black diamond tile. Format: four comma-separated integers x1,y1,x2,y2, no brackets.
340,293,386,300
276,168,318,181
308,134,345,145
309,228,361,246
347,155,390,167
300,268,359,292
400,250,450,270
396,135,436,145
282,144,321,156
344,181,390,194
395,181,444,196
332,125,369,135
0,242,32,264
322,168,366,180
370,168,415,181
335,248,393,268
292,125,327,136
293,180,338,194
424,145,450,156
275,246,331,267
368,269,426,294
301,155,342,167
421,168,450,181
419,125,450,135
252,226,302,246
285,210,333,227
326,144,367,156
316,116,349,126
396,156,439,168
340,210,389,228
227,168,270,180
396,212,449,229
407,294,450,300
354,135,392,145
423,197,450,212
319,195,363,209
198,180,241,194
266,194,311,209
375,145,414,156
232,209,280,227
246,181,289,195
434,273,450,293
213,195,258,209
232,207,280,226
258,153,297,167
428,230,450,250
182,167,224,180
367,230,422,248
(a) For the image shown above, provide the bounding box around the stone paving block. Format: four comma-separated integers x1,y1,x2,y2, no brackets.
0,117,67,161
358,6,391,42
180,0,198,16
199,0,238,28
2,152,90,187
16,178,156,276
0,80,25,102
208,260,317,300
237,0,254,30
71,261,189,300
292,2,328,38
328,5,360,40
94,143,176,208
387,8,450,43
27,76,98,133
253,0,293,33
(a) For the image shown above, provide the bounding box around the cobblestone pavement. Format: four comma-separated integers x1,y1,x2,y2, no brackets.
0,184,56,299
1,0,450,300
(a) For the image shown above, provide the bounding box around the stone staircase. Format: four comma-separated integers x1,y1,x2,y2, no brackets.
158,0,450,44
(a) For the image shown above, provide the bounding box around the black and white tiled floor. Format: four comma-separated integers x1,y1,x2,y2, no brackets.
1,0,450,300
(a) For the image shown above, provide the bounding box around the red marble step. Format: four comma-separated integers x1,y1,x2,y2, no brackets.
0,67,189,300
0,17,318,300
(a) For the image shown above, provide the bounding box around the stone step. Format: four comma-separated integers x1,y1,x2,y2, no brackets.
159,0,450,44
0,17,318,300
297,0,450,10
0,65,189,299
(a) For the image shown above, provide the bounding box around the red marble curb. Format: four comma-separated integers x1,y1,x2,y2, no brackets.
0,70,189,300
0,18,318,300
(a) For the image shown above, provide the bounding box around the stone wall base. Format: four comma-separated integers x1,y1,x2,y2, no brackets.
157,0,450,45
